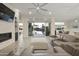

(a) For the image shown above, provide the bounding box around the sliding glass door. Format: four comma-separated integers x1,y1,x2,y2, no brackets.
28,22,50,37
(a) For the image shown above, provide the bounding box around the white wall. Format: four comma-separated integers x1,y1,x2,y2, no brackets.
0,19,15,50
0,4,15,51
20,16,28,38
50,17,55,35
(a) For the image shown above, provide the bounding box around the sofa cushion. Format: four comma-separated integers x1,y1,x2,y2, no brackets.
62,34,79,42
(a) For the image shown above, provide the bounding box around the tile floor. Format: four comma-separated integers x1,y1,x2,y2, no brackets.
20,36,71,56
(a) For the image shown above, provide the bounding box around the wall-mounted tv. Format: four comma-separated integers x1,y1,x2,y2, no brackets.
0,3,15,22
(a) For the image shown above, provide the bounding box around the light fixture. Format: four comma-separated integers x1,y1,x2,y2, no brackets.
74,20,78,22
36,7,40,10
19,23,23,26
49,11,52,15
55,22,64,25
29,11,32,15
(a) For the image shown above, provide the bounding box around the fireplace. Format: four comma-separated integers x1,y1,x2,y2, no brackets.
0,32,12,42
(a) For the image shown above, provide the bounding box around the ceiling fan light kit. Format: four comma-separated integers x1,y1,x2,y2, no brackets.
28,3,52,15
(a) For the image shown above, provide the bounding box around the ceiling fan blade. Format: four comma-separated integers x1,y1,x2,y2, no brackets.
40,3,48,7
28,8,35,10
32,3,37,7
36,3,39,6
40,8,48,11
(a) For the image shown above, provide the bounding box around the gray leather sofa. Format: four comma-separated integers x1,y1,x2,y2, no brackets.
60,34,79,56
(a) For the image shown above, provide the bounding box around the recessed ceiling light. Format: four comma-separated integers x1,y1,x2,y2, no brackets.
29,11,32,15
49,12,52,15
75,20,78,22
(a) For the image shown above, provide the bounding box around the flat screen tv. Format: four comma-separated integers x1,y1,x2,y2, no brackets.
0,3,15,22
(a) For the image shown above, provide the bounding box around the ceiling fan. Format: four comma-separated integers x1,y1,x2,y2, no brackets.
28,3,48,15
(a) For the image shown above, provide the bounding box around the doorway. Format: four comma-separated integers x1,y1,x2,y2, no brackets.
28,22,50,37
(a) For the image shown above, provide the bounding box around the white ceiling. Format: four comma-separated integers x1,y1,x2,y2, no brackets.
4,3,79,22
